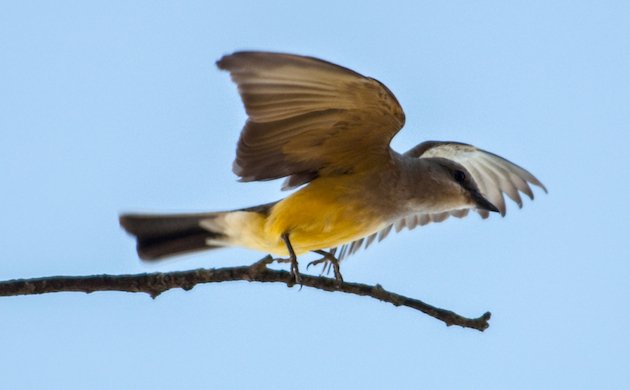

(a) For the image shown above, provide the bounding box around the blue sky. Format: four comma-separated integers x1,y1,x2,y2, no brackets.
1,1,629,389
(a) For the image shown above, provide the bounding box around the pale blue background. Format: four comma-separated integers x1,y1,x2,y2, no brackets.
1,1,629,389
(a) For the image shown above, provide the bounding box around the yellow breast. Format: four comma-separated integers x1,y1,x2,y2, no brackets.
262,176,385,255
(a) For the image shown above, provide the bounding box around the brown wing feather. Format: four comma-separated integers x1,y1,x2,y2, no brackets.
217,51,406,185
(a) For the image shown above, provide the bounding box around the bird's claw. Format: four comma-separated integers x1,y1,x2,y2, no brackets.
269,256,301,284
309,251,344,284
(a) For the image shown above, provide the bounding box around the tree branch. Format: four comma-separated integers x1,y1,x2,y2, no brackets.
0,257,490,331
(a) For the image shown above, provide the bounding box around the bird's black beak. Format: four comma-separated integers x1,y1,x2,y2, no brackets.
472,191,500,213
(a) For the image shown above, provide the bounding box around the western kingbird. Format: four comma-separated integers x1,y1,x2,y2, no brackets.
120,51,546,282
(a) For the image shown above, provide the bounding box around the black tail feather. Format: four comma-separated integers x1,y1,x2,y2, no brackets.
119,213,224,261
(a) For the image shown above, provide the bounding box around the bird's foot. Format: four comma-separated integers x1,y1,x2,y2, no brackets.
289,258,301,285
267,256,301,284
280,233,301,285
308,250,344,284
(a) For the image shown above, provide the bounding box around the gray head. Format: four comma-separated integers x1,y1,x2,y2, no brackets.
412,157,499,213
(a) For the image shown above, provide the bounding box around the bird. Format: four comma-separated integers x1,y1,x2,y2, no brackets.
119,51,546,283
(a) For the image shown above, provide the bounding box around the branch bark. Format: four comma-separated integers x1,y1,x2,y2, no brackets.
0,257,490,331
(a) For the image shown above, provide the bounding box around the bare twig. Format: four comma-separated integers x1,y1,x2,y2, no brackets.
0,257,490,331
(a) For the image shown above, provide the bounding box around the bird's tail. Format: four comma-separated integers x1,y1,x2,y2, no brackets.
119,212,228,261
119,202,276,261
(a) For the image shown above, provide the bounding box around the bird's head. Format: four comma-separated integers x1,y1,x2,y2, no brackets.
414,157,499,213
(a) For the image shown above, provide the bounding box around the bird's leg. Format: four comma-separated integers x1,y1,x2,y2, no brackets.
281,233,301,284
308,249,344,283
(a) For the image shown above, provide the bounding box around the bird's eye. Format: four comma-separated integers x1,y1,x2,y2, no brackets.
454,170,466,183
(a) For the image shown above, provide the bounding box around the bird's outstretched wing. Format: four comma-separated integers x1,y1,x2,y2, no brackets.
217,51,406,189
334,141,546,260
